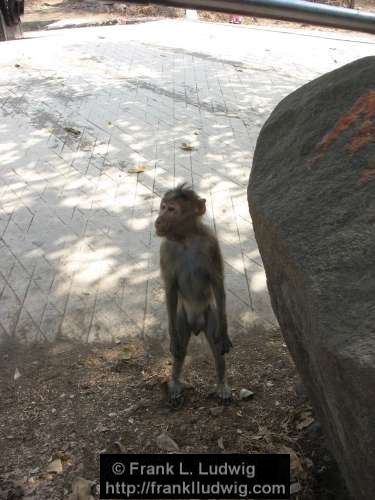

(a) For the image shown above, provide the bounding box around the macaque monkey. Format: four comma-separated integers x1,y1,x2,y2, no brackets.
155,184,232,407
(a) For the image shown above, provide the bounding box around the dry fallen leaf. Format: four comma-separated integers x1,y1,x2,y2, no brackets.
113,441,126,453
69,477,95,500
46,458,63,474
251,425,270,441
279,446,304,478
180,142,197,151
95,424,110,433
156,432,179,452
290,482,302,494
239,388,255,400
296,415,315,431
128,165,146,174
64,127,81,137
209,406,223,417
14,368,21,381
121,348,132,360
296,411,315,431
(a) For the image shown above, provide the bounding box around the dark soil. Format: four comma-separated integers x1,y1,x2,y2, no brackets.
0,322,350,499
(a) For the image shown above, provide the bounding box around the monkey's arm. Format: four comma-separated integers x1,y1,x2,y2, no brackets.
211,243,232,354
160,241,177,335
165,281,178,336
212,275,231,349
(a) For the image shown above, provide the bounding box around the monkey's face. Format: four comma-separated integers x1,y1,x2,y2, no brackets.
155,198,183,238
155,191,206,240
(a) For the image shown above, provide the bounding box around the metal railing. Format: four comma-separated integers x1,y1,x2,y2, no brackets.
125,0,375,34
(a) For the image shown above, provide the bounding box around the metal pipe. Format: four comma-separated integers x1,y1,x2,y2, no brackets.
125,0,375,34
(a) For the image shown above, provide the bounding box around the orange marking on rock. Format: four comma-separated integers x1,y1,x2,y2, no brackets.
347,119,375,154
317,89,375,153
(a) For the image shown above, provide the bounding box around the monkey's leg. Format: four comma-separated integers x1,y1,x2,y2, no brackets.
168,306,191,408
205,307,232,403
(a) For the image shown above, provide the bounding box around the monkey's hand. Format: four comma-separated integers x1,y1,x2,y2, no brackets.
214,317,233,354
219,335,233,355
215,328,233,355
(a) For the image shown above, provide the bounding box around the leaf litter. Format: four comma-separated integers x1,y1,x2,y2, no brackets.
0,327,346,499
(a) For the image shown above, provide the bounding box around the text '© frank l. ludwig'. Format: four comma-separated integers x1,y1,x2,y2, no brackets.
127,461,255,479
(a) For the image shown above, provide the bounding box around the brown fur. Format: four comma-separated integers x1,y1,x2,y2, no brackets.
155,185,232,407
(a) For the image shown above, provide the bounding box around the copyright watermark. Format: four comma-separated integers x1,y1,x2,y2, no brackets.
101,454,290,498
112,462,126,475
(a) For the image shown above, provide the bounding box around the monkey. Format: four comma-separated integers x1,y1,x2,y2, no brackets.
155,183,233,408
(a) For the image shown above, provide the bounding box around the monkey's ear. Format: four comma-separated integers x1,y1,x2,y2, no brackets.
196,198,206,215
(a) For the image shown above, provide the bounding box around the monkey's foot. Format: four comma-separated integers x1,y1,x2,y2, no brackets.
167,380,186,409
210,384,233,404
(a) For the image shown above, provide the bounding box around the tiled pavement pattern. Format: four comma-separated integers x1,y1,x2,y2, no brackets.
0,20,374,345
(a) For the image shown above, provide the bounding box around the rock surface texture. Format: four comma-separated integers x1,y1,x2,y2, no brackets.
248,56,375,500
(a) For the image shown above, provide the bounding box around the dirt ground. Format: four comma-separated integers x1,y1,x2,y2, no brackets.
22,0,375,33
0,321,350,499
2,1,370,498
23,1,183,31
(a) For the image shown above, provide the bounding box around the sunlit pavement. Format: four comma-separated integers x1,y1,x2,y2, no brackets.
0,20,374,345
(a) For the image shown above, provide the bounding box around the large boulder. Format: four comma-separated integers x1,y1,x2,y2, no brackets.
248,56,375,500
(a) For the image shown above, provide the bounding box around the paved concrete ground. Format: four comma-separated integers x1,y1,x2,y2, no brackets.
0,20,374,345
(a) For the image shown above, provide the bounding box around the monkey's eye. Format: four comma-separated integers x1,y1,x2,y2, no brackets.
168,206,175,212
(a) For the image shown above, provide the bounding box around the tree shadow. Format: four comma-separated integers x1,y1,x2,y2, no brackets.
3,20,360,352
